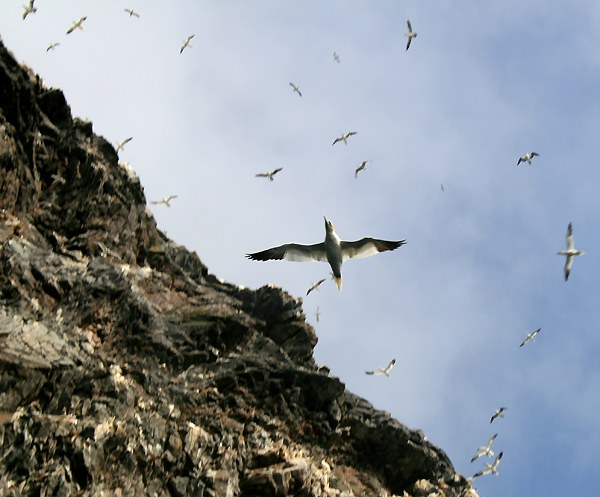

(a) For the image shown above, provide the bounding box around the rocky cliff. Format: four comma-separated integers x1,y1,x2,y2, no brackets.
0,37,476,497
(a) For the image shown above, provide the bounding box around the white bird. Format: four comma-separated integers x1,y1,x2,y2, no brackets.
255,168,283,181
365,359,396,377
405,20,417,50
490,407,507,424
151,195,178,207
470,434,498,463
246,217,406,291
333,52,341,63
66,17,87,34
354,161,369,179
180,35,195,53
46,42,60,52
472,452,503,479
289,82,302,97
115,137,133,153
332,131,357,146
520,328,541,347
22,0,36,20
557,222,585,281
306,278,326,296
124,8,140,18
516,151,539,165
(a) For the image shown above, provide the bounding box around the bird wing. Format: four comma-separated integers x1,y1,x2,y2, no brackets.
406,38,412,50
167,195,178,202
247,243,327,263
564,255,573,281
486,433,498,448
332,137,342,146
347,131,357,137
272,168,283,175
341,238,406,261
566,223,575,250
407,20,412,31
365,370,375,375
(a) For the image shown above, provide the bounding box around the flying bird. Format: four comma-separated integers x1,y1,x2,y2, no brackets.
289,82,302,97
255,168,283,181
332,131,357,146
151,195,178,208
472,452,503,479
516,151,539,166
365,359,396,377
315,306,321,322
520,328,541,347
557,222,585,281
490,407,507,424
306,278,326,296
46,42,60,52
470,434,498,463
440,184,445,192
333,52,341,63
405,20,417,50
354,161,369,179
66,17,87,34
124,8,140,18
115,137,133,153
180,35,195,53
246,217,406,291
22,0,36,20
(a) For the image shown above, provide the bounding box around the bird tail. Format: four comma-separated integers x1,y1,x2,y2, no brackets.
334,275,342,292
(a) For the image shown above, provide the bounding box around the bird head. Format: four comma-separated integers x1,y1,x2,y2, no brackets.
324,217,335,232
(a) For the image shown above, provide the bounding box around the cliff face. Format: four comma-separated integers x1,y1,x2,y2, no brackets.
0,38,475,497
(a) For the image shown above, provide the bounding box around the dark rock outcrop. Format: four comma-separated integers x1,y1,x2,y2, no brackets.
0,37,477,497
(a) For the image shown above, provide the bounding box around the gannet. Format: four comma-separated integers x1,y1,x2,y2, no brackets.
332,131,357,146
115,137,133,153
180,35,195,54
246,217,406,291
520,328,541,347
516,152,539,166
333,52,341,63
255,168,283,181
472,452,503,479
151,195,178,207
46,42,60,52
365,359,396,377
66,17,87,34
490,407,507,424
306,278,326,296
124,8,140,18
289,82,302,97
405,20,417,50
315,306,321,322
22,0,36,20
470,434,498,463
354,161,370,179
557,222,585,281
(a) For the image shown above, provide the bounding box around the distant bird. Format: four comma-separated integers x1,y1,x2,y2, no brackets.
246,217,406,291
255,168,283,181
405,20,417,50
46,42,60,52
151,195,178,208
470,434,498,463
315,306,321,322
124,8,140,18
306,278,326,296
180,35,194,53
66,17,87,34
557,222,585,281
440,184,445,192
520,328,541,347
490,407,507,424
289,82,302,97
472,452,503,479
516,151,539,166
332,131,357,146
22,0,36,20
354,161,369,179
333,52,341,63
365,359,396,377
115,137,133,153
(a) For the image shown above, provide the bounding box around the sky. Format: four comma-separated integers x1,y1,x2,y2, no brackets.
2,1,600,495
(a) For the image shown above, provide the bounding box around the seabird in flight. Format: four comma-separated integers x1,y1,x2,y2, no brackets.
520,328,541,347
67,17,87,34
332,131,357,146
289,82,302,97
246,217,406,291
333,52,341,63
124,8,140,18
490,407,507,424
472,452,503,479
255,168,283,181
46,42,60,52
22,0,36,20
557,222,585,281
354,161,369,179
405,20,417,50
151,195,178,207
516,152,539,166
470,434,498,463
365,359,396,377
180,35,195,54
315,306,321,322
306,278,326,296
115,137,133,153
